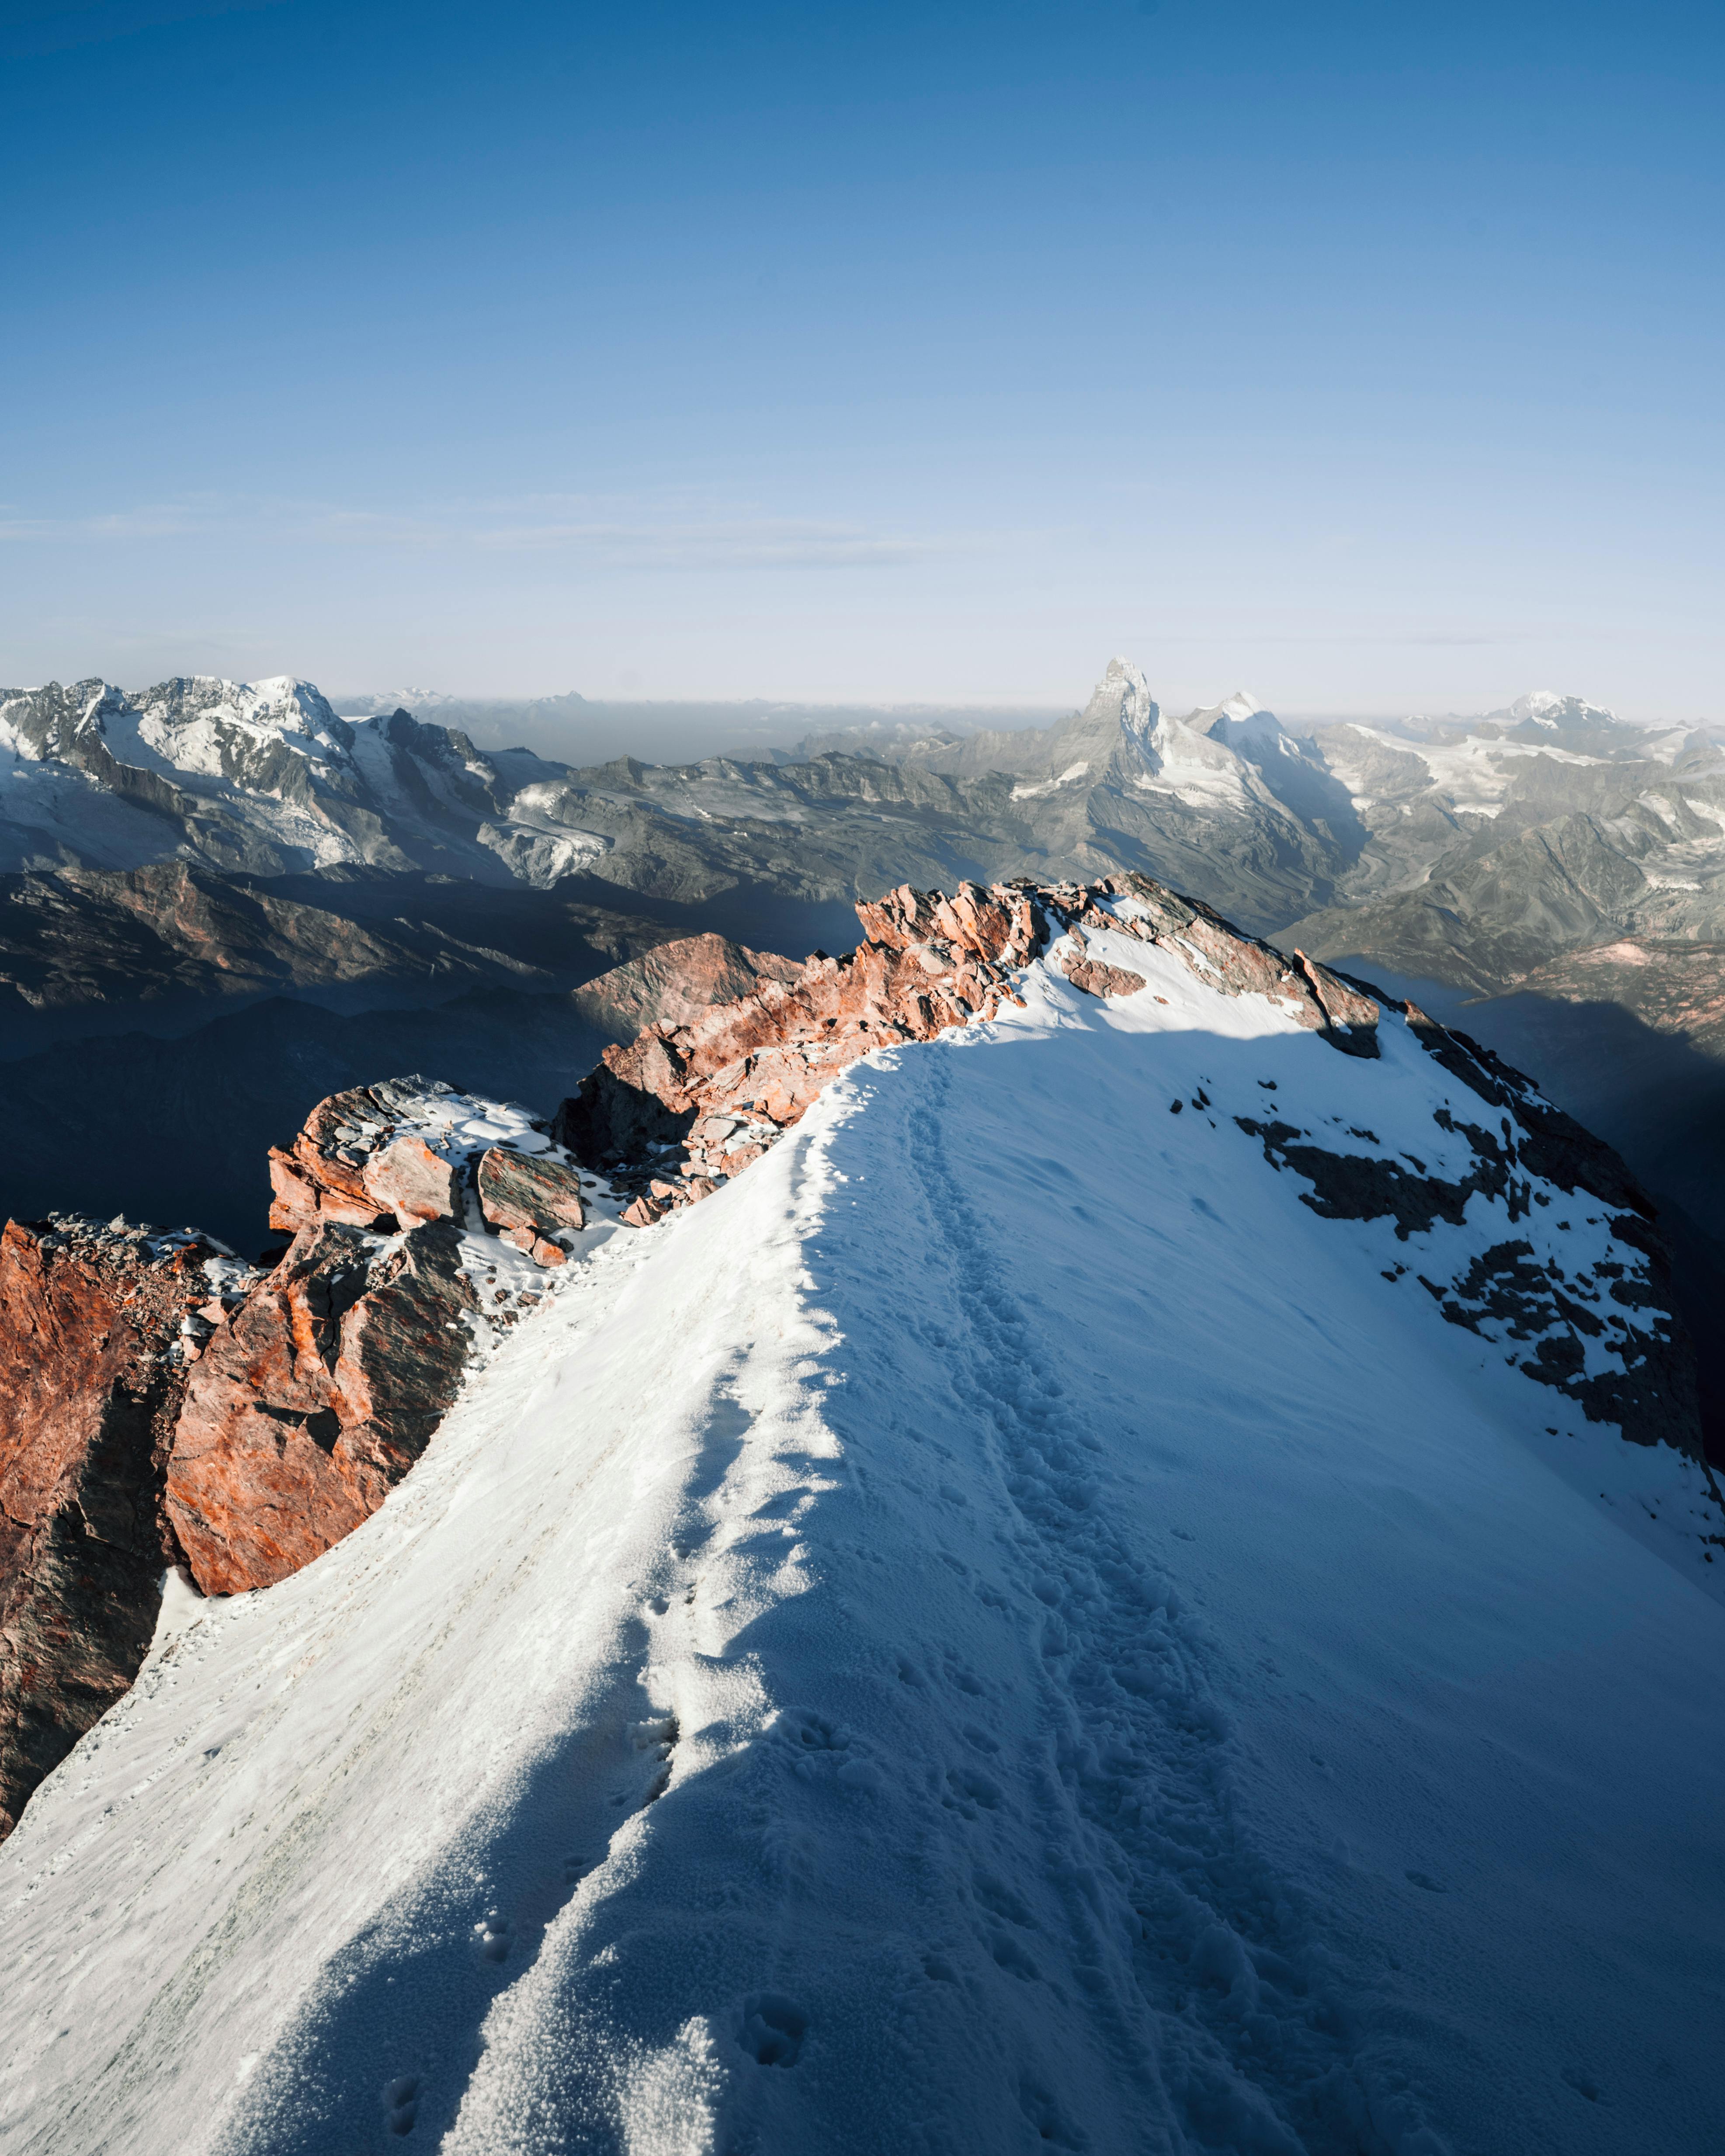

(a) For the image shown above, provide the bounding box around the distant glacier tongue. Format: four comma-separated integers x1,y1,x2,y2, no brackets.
2,931,1722,2156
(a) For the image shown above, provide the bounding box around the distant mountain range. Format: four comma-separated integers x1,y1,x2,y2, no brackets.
10,665,1720,956
6,659,1725,1381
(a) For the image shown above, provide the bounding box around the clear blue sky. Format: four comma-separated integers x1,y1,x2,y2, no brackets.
2,0,1721,717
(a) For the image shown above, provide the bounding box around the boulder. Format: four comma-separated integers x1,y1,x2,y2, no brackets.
363,1133,463,1224
476,1146,585,1244
1062,953,1148,1000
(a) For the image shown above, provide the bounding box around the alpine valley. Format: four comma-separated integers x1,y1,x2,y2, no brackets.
0,663,1722,2154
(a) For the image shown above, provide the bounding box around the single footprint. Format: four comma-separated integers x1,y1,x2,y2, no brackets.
473,1913,512,1962
382,2075,419,2136
739,1994,807,2067
946,1764,1003,1812
1562,2066,1607,2105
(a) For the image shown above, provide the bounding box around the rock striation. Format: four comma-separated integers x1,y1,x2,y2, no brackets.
552,881,1041,1217
0,1216,248,1836
165,1216,478,1595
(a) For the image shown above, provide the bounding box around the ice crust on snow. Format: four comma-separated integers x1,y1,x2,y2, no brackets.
1,935,1722,2153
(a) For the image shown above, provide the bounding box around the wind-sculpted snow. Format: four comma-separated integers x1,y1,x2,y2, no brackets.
2,920,1722,2152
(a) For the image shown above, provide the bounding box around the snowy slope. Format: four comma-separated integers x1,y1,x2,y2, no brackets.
3,933,1723,2154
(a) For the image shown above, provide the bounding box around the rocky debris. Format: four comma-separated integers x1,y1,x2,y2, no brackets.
1420,1239,1697,1451
364,1134,464,1225
1234,1114,1520,1241
0,1215,247,1837
572,932,804,1043
165,1218,477,1594
1401,1005,1654,1219
266,1075,585,1262
1234,1051,1701,1456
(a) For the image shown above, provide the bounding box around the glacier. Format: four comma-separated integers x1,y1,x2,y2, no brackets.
1,927,1722,2154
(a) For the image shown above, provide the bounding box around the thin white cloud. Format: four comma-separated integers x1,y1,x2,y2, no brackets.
0,492,965,571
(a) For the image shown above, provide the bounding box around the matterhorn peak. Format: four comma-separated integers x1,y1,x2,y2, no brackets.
1085,655,1158,738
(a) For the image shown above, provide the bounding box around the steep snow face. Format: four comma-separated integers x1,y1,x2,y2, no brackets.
123,677,357,783
3,944,1723,2156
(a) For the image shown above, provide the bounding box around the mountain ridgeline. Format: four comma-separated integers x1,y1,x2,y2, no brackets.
3,659,1725,1438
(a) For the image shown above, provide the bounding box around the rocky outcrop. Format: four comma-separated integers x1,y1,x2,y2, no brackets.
265,1076,585,1251
2,867,1708,1844
552,882,1040,1212
1090,878,1381,1055
0,1217,246,1836
547,871,1699,1466
166,1218,477,1594
0,1078,596,1837
550,873,1383,1214
169,1080,591,1594
476,1147,586,1262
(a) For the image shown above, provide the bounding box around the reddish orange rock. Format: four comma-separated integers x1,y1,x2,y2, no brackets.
554,880,1038,1185
0,1217,227,1837
553,873,1393,1221
363,1133,462,1224
1062,952,1148,999
573,932,802,1041
165,1219,477,1595
476,1146,585,1243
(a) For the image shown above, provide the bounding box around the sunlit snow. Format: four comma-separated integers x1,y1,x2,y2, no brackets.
1,941,1721,2154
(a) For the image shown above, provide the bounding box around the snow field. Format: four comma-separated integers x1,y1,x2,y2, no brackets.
0,936,1722,2152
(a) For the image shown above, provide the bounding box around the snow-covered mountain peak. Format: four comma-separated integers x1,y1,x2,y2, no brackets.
1506,687,1570,722
1502,686,1623,728
340,686,458,714
128,674,353,768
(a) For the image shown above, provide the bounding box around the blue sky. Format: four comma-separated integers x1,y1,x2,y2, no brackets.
2,0,1721,716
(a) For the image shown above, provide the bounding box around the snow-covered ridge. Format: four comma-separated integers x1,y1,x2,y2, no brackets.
2,877,1720,2154
557,870,1705,1543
